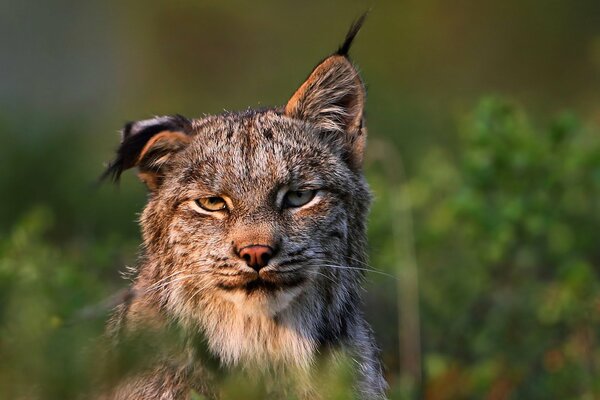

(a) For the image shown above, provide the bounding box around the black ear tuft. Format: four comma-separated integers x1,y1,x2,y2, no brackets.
101,115,191,184
336,12,368,57
286,21,368,170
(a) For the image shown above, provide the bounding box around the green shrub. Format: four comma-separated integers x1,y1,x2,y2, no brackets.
407,98,600,398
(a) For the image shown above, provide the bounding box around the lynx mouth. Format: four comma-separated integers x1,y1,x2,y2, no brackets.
217,272,307,293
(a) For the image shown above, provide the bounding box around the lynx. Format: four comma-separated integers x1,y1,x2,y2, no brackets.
102,16,387,399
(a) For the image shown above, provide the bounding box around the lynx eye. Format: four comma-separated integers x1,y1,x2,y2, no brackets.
283,190,317,208
194,197,227,212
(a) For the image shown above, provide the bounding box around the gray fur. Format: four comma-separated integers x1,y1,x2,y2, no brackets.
103,38,387,400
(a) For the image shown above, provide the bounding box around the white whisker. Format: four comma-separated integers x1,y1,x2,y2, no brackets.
144,273,204,294
306,269,337,284
314,261,397,280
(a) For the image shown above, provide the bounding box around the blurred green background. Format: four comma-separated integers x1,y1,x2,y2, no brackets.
1,0,600,398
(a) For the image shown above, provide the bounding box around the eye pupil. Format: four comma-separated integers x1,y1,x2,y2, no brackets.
284,189,316,208
195,196,227,212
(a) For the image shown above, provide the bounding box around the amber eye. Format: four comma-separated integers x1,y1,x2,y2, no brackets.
283,190,317,208
194,197,227,212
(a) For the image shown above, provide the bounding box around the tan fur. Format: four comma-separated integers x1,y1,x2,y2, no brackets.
136,131,191,164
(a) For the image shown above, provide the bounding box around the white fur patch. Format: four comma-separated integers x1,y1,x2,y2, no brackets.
218,286,304,317
186,289,318,372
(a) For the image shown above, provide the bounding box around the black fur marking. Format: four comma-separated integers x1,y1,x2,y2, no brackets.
100,115,191,183
336,12,368,56
315,288,351,346
328,230,344,240
286,247,309,257
277,258,308,267
263,127,273,140
216,276,306,293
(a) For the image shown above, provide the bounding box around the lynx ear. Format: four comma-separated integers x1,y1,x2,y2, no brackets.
102,115,192,190
285,55,365,135
285,16,367,169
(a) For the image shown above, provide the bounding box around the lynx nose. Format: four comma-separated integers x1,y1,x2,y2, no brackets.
238,245,274,271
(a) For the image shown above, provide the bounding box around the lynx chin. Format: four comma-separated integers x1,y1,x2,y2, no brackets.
101,15,387,400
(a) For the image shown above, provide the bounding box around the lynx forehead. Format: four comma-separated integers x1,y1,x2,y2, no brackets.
103,14,387,399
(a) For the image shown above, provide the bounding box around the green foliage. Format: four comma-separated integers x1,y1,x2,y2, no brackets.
0,207,105,398
404,98,600,398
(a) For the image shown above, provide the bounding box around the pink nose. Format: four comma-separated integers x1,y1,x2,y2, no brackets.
238,245,274,271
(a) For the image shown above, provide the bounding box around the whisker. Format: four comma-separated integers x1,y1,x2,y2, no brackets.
146,270,186,290
315,262,397,280
313,256,393,274
188,281,214,305
306,269,337,284
144,274,204,294
143,259,213,291
344,255,377,268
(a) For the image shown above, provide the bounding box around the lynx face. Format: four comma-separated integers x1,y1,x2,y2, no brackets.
147,112,366,317
106,48,370,316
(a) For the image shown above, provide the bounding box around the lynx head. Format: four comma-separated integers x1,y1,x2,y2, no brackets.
104,19,370,342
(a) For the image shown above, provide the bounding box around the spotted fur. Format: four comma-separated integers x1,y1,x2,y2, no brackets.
103,15,387,399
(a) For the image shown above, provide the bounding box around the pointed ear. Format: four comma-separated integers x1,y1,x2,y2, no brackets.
285,54,367,169
285,55,365,134
102,115,192,191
